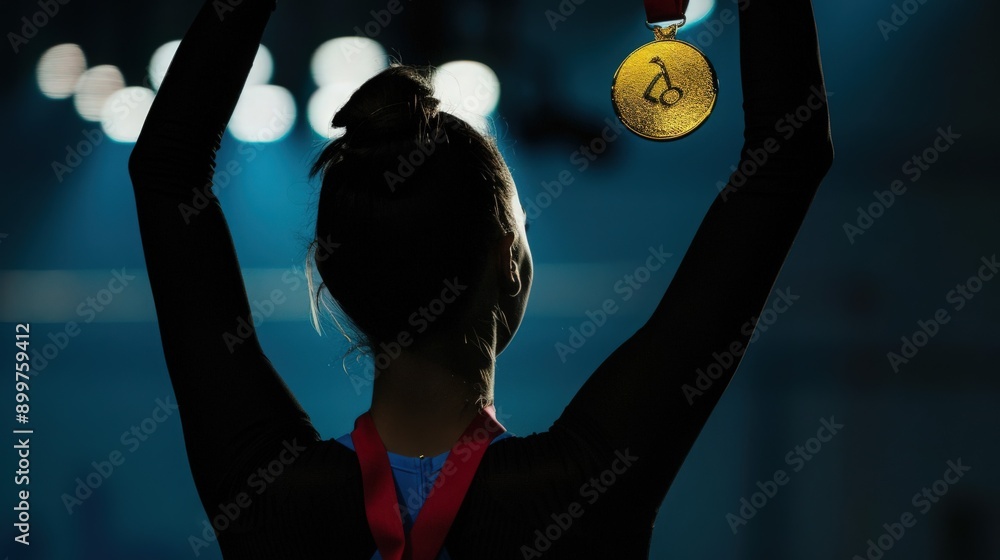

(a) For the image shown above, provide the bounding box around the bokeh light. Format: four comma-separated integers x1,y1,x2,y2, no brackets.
311,37,387,88
37,43,87,100
247,44,275,86
431,60,500,134
73,65,125,121
148,40,181,91
151,42,271,91
229,84,297,143
687,0,716,26
100,87,155,143
307,83,356,138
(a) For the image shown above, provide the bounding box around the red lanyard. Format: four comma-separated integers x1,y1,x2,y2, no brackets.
351,405,506,560
644,0,690,24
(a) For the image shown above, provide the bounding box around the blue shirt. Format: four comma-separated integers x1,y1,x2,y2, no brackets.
336,431,513,560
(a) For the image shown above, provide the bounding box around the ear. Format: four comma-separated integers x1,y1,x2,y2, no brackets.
496,232,521,297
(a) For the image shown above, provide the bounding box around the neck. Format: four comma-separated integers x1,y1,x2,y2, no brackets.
369,346,495,458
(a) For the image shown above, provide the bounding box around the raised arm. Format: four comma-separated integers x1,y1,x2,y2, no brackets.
128,0,319,508
555,0,833,507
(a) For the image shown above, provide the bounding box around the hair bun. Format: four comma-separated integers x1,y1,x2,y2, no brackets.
332,66,440,138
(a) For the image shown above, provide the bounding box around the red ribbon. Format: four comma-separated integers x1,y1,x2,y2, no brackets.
352,406,506,560
644,0,690,25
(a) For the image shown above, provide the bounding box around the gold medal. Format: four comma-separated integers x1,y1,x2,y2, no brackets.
611,25,718,141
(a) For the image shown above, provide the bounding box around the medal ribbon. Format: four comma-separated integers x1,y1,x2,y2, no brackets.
644,0,690,25
352,405,506,560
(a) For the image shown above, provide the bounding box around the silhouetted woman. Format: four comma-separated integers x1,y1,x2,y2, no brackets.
128,0,833,557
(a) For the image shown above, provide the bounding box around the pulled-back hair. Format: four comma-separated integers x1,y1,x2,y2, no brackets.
307,65,516,354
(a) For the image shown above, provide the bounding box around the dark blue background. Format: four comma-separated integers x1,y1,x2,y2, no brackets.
1,0,997,558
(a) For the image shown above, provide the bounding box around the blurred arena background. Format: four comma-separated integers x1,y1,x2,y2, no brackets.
1,0,998,558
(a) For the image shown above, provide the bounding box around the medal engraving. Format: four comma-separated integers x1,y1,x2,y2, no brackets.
643,56,684,107
612,37,718,141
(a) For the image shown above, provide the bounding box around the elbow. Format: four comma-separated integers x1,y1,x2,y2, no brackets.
128,130,175,187
779,112,835,181
789,135,835,182
127,113,169,185
128,121,218,189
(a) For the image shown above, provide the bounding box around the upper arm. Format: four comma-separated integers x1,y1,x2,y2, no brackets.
125,0,313,503
130,151,320,504
551,160,830,511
